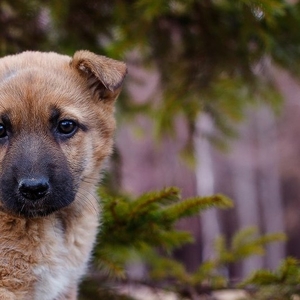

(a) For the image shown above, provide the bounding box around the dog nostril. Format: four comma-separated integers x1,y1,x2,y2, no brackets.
18,178,50,200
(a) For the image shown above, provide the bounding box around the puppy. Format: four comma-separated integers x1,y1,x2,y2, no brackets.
0,50,126,299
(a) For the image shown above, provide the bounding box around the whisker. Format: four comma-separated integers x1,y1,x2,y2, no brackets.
76,189,99,214
79,176,101,185
19,203,25,216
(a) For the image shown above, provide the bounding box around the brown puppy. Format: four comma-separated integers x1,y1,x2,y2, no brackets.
0,51,126,299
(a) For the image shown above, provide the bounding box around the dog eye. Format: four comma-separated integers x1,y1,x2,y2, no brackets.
57,120,77,135
0,123,7,138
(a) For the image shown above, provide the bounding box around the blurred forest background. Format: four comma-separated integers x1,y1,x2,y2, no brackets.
4,0,300,298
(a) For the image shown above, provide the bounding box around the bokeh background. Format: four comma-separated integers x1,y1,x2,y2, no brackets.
3,0,300,297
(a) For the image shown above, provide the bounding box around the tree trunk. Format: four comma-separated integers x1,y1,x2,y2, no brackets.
255,106,285,269
194,113,221,260
230,115,263,277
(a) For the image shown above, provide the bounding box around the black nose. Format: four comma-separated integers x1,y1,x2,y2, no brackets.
18,178,50,200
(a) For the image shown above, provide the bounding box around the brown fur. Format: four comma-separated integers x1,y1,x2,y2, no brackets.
0,51,126,299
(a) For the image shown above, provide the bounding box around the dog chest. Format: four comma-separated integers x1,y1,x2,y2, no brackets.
32,207,99,300
0,209,98,300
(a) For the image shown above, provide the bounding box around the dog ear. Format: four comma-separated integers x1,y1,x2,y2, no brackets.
70,50,127,101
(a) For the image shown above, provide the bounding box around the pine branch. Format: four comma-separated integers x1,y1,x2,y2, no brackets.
215,227,286,264
162,194,233,222
129,187,180,219
94,188,288,299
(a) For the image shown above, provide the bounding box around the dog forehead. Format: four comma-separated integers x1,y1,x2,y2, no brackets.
0,52,86,98
0,66,91,121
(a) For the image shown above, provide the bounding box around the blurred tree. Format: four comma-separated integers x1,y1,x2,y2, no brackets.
0,0,48,55
1,0,300,139
46,0,291,141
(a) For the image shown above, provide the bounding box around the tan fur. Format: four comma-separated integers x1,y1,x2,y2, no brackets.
0,51,126,299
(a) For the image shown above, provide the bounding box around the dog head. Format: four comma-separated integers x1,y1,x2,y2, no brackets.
0,50,126,218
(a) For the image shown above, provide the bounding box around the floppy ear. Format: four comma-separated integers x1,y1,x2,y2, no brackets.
70,50,127,101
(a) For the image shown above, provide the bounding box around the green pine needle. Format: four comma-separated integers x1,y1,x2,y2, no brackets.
162,194,233,222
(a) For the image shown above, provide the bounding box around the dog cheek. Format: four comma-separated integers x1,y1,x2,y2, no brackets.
61,134,95,181
0,147,8,174
60,122,115,186
81,135,108,179
94,137,114,167
93,114,116,165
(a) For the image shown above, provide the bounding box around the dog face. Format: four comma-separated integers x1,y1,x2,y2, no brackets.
0,51,126,218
